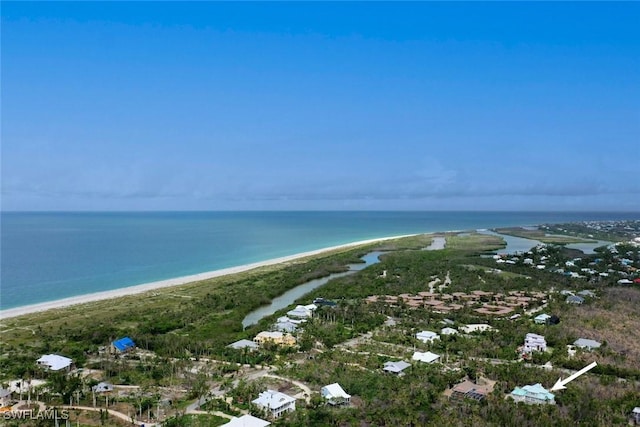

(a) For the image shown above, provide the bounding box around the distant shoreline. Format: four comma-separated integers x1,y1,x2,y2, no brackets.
0,234,418,320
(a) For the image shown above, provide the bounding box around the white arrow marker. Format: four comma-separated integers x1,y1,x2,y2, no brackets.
550,361,597,392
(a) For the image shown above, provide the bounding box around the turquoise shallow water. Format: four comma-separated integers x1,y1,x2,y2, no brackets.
1,211,637,310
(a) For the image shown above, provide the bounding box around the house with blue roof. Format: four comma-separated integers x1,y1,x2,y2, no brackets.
111,337,135,353
510,383,555,405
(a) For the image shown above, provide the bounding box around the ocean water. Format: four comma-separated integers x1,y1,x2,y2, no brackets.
1,211,638,310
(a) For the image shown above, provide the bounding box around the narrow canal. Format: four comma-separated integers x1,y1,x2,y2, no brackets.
242,251,384,328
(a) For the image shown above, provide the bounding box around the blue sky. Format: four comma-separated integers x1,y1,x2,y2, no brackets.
2,2,639,211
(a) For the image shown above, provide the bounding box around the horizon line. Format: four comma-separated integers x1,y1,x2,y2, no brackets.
2,209,640,214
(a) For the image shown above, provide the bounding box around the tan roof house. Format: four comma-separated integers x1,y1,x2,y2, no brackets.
253,331,296,346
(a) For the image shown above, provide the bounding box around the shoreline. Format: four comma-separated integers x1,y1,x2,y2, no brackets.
0,234,418,320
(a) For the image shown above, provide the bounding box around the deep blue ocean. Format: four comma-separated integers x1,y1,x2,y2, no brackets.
1,211,638,310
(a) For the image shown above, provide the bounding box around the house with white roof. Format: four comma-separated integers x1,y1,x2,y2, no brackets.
632,407,640,424
252,390,296,419
36,354,73,371
274,316,305,332
441,327,458,335
221,414,271,427
523,333,547,353
416,330,440,343
534,314,551,324
273,321,298,333
383,360,411,376
277,316,305,325
412,351,440,364
321,383,351,406
510,383,555,405
227,339,260,351
573,338,601,351
8,379,47,394
460,324,493,333
286,304,316,319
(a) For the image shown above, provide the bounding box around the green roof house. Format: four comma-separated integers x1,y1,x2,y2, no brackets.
510,383,555,405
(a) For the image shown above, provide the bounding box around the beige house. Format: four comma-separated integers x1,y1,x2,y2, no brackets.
253,331,297,346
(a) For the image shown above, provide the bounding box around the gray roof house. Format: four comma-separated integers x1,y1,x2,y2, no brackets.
0,388,12,407
92,382,114,393
383,360,411,376
534,314,551,325
573,338,602,351
577,290,596,298
566,295,585,305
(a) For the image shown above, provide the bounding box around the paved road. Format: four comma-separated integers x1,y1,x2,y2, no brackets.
184,397,235,420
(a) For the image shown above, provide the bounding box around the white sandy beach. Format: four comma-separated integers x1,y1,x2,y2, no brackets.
0,234,418,320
